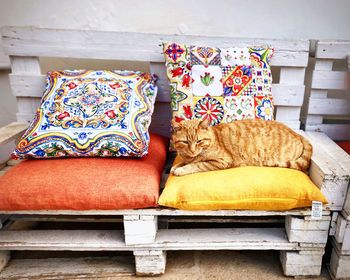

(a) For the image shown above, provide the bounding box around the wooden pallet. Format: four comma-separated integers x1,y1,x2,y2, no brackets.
304,40,350,141
303,40,350,280
0,26,346,277
0,209,331,276
329,211,350,279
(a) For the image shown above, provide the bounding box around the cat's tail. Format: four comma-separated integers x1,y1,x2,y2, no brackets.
289,134,313,172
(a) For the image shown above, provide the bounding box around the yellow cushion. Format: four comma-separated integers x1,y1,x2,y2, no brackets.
158,158,327,211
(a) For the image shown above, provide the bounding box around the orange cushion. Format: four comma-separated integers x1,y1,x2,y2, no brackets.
338,141,350,155
0,133,169,211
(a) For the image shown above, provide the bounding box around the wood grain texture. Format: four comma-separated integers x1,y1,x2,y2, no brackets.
1,26,309,67
0,227,325,251
316,41,350,59
0,122,27,147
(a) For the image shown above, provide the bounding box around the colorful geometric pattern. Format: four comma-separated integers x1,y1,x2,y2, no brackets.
13,70,158,159
220,47,251,67
193,96,224,126
190,46,221,65
163,42,274,149
222,65,253,96
192,65,223,96
224,96,254,122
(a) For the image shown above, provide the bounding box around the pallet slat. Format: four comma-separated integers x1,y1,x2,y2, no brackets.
0,208,329,216
0,256,134,279
0,228,310,251
1,26,309,67
316,41,350,59
0,122,28,147
308,97,350,115
312,70,350,90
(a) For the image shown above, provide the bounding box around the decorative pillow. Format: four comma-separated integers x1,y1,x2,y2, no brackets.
163,43,274,149
158,157,328,211
0,133,168,210
13,70,158,159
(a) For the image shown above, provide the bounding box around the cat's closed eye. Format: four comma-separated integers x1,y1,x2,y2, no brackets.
181,140,188,144
197,140,203,143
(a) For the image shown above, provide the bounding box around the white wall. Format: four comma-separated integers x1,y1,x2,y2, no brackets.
0,0,349,131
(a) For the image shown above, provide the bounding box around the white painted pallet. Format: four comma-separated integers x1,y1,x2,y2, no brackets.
329,212,350,279
0,26,342,277
304,40,350,141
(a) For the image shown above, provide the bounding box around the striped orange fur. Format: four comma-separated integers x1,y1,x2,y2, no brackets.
171,118,312,176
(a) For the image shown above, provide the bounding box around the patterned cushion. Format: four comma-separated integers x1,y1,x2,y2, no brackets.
13,70,158,159
163,43,274,149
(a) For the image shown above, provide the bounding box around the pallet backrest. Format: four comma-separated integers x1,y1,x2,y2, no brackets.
1,26,309,137
304,40,350,141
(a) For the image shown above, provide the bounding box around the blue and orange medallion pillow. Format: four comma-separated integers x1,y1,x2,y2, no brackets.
163,43,274,149
13,70,158,159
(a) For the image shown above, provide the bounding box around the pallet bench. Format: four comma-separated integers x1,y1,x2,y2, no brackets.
304,40,350,279
0,26,348,277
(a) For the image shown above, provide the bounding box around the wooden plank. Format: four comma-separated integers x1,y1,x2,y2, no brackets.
306,131,350,173
272,84,305,106
299,131,349,210
275,107,301,122
134,250,166,276
314,60,334,71
316,41,350,59
335,214,347,243
330,247,350,279
312,70,350,90
308,97,350,115
124,215,157,245
0,230,126,251
8,215,123,223
0,208,329,216
10,56,41,74
0,228,324,251
280,250,323,276
0,256,134,279
9,74,45,97
330,212,339,236
1,26,309,67
0,122,28,147
286,216,329,244
305,123,350,141
279,67,305,85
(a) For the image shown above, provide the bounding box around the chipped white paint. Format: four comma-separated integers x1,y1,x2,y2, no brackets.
330,247,350,279
305,40,350,141
285,216,330,244
280,250,324,276
124,215,157,245
134,250,166,275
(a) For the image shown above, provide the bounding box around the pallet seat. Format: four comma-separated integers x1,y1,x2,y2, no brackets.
0,26,348,278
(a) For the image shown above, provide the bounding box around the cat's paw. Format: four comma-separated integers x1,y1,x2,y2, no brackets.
172,166,191,176
170,165,178,175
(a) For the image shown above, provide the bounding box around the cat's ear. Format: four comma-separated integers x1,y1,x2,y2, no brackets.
199,118,210,129
171,119,182,132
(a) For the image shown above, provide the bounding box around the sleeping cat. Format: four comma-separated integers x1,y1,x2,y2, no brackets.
171,118,312,176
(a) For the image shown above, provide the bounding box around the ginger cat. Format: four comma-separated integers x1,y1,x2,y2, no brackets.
171,118,312,176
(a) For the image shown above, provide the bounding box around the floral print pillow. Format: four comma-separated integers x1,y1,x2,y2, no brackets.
163,43,274,149
13,70,158,159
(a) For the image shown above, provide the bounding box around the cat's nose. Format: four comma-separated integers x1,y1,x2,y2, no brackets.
189,144,196,153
